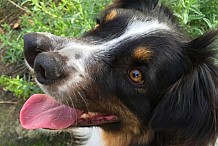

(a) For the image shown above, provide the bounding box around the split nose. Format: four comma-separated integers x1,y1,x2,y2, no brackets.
24,33,53,68
23,33,65,85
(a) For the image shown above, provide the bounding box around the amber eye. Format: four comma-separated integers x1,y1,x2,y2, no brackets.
129,69,144,84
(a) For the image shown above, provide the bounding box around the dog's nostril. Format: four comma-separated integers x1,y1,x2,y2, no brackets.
24,33,53,68
24,46,42,68
34,53,63,85
35,65,46,80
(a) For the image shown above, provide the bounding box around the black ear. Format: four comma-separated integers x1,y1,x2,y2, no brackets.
150,31,218,144
111,0,159,12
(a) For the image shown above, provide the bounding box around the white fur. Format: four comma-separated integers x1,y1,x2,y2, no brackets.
73,127,103,146
101,19,170,49
62,19,170,54
56,19,170,93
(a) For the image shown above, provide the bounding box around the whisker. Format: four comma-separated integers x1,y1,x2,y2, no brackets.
77,90,89,112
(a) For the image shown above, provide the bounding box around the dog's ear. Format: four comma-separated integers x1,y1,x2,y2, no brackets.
110,0,159,12
150,31,218,143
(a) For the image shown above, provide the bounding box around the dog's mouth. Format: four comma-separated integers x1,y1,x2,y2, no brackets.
20,94,119,130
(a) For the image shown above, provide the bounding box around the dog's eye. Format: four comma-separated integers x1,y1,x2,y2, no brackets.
95,17,101,25
129,69,144,84
94,18,101,29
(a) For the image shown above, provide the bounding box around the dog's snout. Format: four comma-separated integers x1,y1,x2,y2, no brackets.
34,53,64,85
24,33,52,68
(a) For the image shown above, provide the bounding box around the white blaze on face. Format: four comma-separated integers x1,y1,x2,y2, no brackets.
56,19,170,93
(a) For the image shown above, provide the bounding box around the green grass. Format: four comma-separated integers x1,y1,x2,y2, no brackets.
164,0,218,37
21,0,111,36
0,75,41,99
0,0,217,99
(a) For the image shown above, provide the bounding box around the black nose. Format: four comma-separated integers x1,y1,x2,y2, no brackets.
24,33,53,68
34,53,64,85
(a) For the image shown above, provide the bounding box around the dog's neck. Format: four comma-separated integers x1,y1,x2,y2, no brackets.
81,127,152,146
84,128,214,146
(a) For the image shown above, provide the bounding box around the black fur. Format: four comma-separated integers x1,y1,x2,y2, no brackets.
150,31,218,146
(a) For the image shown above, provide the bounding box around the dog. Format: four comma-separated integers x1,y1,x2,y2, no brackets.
20,0,218,145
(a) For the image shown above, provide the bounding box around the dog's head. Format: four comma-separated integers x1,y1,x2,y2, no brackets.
20,0,218,145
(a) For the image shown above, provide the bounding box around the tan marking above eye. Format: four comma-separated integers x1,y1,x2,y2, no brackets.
132,46,152,61
104,10,117,22
129,69,144,84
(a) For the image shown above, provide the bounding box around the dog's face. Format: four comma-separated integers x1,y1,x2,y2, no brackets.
20,0,218,145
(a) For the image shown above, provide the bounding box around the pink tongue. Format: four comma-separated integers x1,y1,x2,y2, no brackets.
20,94,83,130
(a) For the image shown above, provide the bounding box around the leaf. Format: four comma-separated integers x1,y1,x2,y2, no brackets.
190,7,203,15
183,13,189,24
188,14,205,21
203,18,213,28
